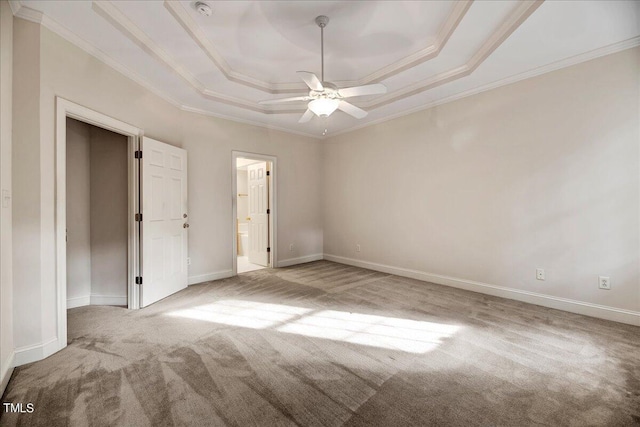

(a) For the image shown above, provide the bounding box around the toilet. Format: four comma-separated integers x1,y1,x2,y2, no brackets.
237,222,248,256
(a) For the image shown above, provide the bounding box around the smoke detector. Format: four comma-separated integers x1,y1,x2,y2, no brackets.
195,2,212,17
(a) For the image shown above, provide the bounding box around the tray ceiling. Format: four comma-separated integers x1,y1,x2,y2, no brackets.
9,0,640,138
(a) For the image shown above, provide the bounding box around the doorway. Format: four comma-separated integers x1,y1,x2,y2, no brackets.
55,98,190,357
65,118,130,310
232,152,277,274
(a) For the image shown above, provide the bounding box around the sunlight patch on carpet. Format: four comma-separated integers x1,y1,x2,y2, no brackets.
167,300,460,353
167,300,312,329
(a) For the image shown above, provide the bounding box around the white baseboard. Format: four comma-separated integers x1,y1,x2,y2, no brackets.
90,294,127,306
13,337,61,367
1,352,15,396
67,295,126,307
278,253,324,268
66,295,90,309
323,254,640,326
188,270,234,285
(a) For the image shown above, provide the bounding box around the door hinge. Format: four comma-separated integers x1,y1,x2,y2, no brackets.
135,213,142,222
266,208,270,214
135,276,142,285
266,171,270,176
135,150,142,159
267,247,271,253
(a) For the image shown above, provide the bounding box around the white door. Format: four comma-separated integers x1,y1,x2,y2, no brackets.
140,137,188,307
248,162,269,266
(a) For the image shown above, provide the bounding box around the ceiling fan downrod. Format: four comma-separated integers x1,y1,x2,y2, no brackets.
257,14,387,124
315,15,329,83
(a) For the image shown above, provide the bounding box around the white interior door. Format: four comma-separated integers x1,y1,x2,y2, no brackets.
248,162,269,266
140,137,188,307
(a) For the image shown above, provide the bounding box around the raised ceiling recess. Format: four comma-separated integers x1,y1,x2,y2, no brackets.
9,0,640,137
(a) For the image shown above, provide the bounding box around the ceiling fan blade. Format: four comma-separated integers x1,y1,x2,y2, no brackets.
259,96,309,105
298,109,314,123
297,71,324,91
338,84,387,98
338,101,367,119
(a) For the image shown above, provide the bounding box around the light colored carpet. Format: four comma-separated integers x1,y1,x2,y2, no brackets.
2,260,639,426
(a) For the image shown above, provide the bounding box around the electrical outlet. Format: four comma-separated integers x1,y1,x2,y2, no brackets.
356,244,361,253
187,257,191,266
289,243,294,252
536,268,545,281
599,276,611,290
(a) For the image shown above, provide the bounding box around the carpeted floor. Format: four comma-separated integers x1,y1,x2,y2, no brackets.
2,260,639,426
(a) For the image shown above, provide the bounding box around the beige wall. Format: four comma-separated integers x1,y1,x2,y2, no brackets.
1,0,14,392
89,126,128,301
323,47,640,319
11,19,323,356
66,118,92,304
12,19,44,351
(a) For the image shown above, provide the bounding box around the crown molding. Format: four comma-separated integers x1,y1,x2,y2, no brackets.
361,0,544,109
357,0,473,85
164,0,473,91
13,0,635,139
11,1,42,23
92,1,305,114
33,0,542,119
10,4,320,138
180,105,322,140
8,0,22,15
327,35,640,139
12,4,186,111
163,0,306,94
94,0,541,115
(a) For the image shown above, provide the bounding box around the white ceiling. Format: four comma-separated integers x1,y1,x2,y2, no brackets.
10,0,640,138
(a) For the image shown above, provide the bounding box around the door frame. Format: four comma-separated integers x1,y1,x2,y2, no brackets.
55,97,142,351
231,151,277,275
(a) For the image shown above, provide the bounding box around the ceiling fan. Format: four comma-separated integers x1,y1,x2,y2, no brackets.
259,15,387,123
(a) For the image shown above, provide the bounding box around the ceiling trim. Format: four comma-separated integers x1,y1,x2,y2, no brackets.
163,0,473,92
179,105,322,140
8,0,22,14
267,1,543,112
356,0,473,86
90,0,544,117
360,0,544,109
11,3,187,111
325,35,640,140
9,1,322,139
163,0,306,94
12,0,634,139
91,1,287,114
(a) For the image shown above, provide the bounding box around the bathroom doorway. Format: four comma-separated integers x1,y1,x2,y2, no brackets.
232,152,276,274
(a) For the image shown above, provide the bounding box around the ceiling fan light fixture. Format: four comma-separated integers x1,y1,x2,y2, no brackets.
308,98,339,117
258,15,386,123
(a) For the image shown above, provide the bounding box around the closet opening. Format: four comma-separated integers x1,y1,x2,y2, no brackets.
65,117,131,315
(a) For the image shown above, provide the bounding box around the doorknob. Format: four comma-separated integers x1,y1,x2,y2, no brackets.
183,213,188,218
183,223,190,228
